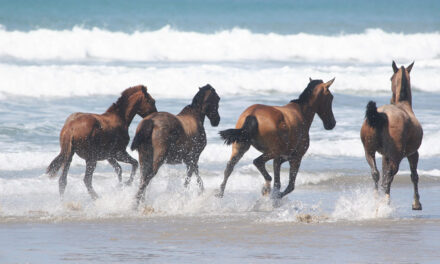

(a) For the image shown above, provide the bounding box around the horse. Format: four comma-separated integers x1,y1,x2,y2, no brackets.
360,61,423,210
217,78,336,199
130,84,220,206
47,85,157,200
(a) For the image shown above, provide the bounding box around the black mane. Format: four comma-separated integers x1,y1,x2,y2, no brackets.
399,66,409,102
291,80,323,104
191,84,214,108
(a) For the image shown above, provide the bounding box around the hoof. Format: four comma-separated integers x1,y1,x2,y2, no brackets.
261,184,271,196
412,202,422,211
215,191,224,198
124,180,133,186
271,188,282,200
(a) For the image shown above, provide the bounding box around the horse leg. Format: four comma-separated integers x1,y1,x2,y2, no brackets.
365,150,380,190
381,156,399,203
59,152,73,198
408,151,422,210
217,142,250,198
273,157,286,192
107,158,122,183
279,157,302,198
135,147,166,207
84,160,99,200
253,154,275,196
115,151,139,186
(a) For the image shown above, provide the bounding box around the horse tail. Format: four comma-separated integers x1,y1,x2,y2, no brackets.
47,133,74,178
131,119,154,151
365,101,387,129
219,115,258,145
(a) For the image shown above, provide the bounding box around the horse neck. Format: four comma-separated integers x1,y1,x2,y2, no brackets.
292,102,316,131
392,71,412,107
178,105,204,124
105,96,139,129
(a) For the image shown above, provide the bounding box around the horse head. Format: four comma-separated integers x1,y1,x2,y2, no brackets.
391,61,414,105
192,84,221,127
313,78,336,130
137,85,157,118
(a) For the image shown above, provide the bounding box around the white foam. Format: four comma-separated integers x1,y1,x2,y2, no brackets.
332,188,395,220
1,26,439,64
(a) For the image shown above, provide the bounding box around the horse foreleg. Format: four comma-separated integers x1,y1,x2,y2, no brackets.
84,160,98,200
116,151,139,186
273,157,287,191
253,154,275,196
108,158,122,183
279,158,302,199
217,142,250,198
408,151,422,210
365,150,380,190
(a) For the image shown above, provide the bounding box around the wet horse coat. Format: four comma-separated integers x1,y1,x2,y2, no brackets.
47,85,157,199
218,78,336,198
131,84,220,206
361,61,423,210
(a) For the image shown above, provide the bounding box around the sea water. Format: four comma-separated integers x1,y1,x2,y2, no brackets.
1,0,440,263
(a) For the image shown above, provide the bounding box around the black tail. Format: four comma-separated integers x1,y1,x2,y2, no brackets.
219,115,258,145
131,119,154,151
46,153,65,178
365,101,387,129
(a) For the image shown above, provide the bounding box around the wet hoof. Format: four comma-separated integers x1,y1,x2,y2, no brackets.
271,188,282,200
124,180,133,186
215,190,224,198
261,185,271,196
412,202,422,211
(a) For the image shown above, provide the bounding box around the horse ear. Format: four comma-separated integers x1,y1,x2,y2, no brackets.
406,61,414,73
325,78,335,88
392,61,399,73
309,77,312,82
141,85,148,96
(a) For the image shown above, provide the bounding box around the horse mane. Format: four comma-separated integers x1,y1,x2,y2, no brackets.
191,84,214,108
398,66,410,102
106,85,145,113
291,80,323,104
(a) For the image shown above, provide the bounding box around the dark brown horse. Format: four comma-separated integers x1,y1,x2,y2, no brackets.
47,85,157,199
361,61,423,210
131,84,220,206
217,78,336,199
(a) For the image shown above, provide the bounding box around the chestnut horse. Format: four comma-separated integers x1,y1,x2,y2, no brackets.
131,84,220,206
217,78,336,199
47,85,157,200
361,61,423,210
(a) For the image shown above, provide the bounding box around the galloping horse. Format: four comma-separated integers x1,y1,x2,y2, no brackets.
361,61,423,210
217,78,336,198
47,85,157,199
131,84,220,206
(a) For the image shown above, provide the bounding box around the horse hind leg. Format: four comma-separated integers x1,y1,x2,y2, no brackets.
365,150,380,190
381,156,399,203
115,151,139,186
408,151,422,210
217,142,250,198
108,158,122,183
59,152,73,198
84,160,99,200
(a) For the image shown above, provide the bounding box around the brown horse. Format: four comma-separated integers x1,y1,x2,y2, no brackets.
47,85,157,200
130,84,220,206
361,61,423,210
217,78,336,199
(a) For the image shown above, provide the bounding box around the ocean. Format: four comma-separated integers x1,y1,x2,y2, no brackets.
1,0,440,263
